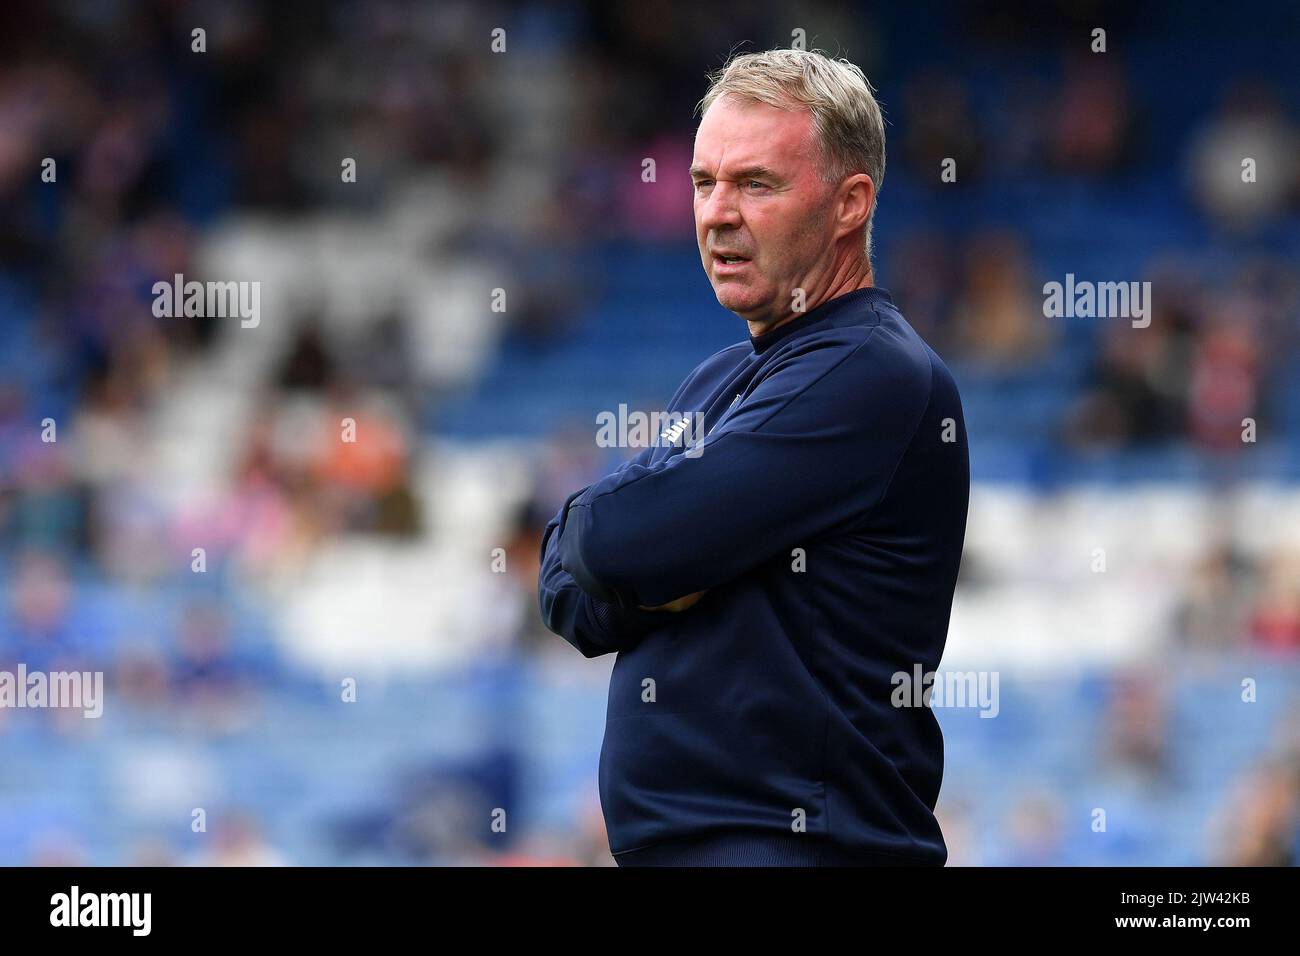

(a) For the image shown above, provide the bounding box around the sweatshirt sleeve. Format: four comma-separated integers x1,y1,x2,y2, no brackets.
538,482,670,658
558,332,934,609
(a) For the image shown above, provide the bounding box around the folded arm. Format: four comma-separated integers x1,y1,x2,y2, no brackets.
558,335,931,609
538,478,678,658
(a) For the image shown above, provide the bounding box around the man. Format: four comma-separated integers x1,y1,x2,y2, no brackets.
538,49,969,866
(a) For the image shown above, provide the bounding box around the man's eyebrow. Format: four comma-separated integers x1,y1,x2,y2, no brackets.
688,164,781,181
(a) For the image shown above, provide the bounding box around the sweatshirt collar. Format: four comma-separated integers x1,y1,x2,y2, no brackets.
748,286,894,354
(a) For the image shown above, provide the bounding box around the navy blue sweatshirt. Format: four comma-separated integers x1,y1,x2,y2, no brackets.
538,287,969,865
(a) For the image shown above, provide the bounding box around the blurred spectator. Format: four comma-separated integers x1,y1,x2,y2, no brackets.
1064,306,1191,449
891,229,958,349
170,600,253,705
1173,544,1252,650
1249,550,1300,651
276,323,338,392
190,814,288,867
1047,54,1137,176
948,230,1049,368
1187,311,1261,453
1188,81,1300,230
1099,671,1171,787
1211,759,1300,865
0,550,84,673
903,70,986,185
998,791,1065,866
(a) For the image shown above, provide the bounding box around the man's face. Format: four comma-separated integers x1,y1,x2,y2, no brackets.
691,96,837,326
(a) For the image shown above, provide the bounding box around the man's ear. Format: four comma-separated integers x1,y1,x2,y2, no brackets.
835,173,875,240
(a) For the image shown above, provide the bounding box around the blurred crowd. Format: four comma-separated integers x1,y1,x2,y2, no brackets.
0,0,1297,865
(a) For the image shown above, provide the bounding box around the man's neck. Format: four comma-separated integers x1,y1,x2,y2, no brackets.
746,265,874,339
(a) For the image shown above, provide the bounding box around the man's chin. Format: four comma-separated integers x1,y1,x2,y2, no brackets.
713,284,766,318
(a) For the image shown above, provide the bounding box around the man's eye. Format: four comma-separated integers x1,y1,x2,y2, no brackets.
694,180,713,189
747,180,767,190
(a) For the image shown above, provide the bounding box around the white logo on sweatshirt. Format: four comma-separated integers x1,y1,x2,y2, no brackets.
707,394,742,437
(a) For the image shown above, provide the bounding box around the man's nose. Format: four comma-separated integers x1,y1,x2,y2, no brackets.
696,181,743,232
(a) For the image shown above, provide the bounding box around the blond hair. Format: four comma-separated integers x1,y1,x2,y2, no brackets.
696,49,886,262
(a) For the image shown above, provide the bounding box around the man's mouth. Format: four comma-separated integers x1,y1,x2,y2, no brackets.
712,253,751,268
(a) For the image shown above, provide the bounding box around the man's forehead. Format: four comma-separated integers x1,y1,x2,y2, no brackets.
692,99,814,172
